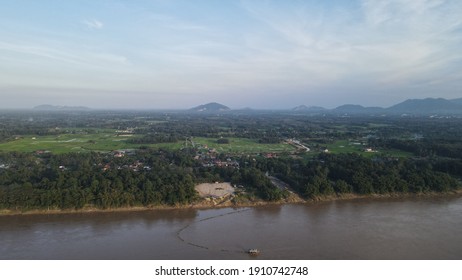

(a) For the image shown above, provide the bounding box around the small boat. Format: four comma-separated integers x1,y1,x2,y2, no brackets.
248,249,260,256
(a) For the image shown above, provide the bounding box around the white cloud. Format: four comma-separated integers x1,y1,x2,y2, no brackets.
2,1,462,108
238,0,462,89
82,19,103,30
0,41,129,68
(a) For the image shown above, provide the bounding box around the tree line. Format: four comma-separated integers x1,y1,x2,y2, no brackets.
1,149,460,211
256,153,460,199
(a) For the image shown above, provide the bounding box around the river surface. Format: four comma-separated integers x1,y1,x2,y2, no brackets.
1,196,462,259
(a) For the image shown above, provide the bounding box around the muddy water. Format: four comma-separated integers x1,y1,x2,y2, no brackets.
1,196,462,259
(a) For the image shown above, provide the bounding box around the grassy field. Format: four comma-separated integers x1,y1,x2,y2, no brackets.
0,132,140,154
0,133,295,154
0,132,410,157
145,137,296,153
325,140,412,158
192,137,295,153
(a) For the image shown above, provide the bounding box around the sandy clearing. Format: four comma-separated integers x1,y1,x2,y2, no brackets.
195,182,235,198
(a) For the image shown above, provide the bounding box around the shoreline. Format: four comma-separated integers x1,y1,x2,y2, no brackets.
1,189,461,217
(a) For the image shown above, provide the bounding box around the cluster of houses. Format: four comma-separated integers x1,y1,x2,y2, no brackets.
115,127,135,137
112,149,136,158
35,150,51,155
115,128,134,134
193,145,240,169
101,160,152,172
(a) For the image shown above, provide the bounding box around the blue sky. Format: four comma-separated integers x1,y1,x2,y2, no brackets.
1,0,461,109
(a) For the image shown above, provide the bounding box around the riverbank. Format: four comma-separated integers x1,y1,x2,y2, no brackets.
1,189,461,217
0,198,289,216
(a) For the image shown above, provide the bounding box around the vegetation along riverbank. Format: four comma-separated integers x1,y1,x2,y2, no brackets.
1,110,462,215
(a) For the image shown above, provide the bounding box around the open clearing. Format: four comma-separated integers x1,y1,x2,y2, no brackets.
0,133,295,154
192,137,295,153
195,182,235,198
0,131,410,158
0,132,140,154
325,140,412,158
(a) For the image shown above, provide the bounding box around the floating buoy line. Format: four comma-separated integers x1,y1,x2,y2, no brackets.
176,208,257,255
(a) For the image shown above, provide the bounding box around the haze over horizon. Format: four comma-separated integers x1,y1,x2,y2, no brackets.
1,0,462,109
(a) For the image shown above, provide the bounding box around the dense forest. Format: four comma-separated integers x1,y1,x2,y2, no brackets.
0,150,460,211
1,110,461,211
0,148,287,210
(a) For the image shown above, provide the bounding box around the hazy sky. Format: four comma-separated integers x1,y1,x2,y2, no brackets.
1,0,461,109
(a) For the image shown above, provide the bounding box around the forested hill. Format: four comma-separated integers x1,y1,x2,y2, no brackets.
189,102,230,112
387,98,462,114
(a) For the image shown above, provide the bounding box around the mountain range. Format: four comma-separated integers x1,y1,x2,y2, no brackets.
34,104,91,111
189,98,462,115
33,97,462,115
291,97,462,115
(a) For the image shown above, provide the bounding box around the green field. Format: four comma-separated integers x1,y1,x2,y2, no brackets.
192,137,295,153
325,140,412,158
0,133,295,154
0,132,411,157
0,132,140,154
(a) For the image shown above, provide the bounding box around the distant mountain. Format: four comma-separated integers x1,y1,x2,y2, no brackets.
189,102,230,112
187,98,462,115
332,104,384,114
450,98,462,105
387,98,462,114
292,105,326,112
334,104,366,112
33,104,91,110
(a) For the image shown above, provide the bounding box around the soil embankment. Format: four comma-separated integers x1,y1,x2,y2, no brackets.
1,188,461,216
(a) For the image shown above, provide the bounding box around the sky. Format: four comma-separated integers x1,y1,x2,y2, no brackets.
1,0,461,109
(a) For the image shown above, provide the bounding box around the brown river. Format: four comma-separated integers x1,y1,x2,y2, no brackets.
1,196,462,259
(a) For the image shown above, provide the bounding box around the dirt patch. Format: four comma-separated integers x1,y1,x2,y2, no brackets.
195,182,235,198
